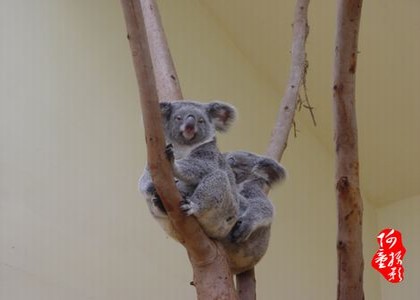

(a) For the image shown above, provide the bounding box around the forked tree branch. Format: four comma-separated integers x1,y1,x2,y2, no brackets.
121,0,313,298
120,0,237,299
333,0,364,299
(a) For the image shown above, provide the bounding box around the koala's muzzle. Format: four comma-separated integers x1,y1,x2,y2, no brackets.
181,115,197,140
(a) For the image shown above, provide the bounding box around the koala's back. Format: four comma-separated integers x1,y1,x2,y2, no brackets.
222,226,271,274
221,151,286,273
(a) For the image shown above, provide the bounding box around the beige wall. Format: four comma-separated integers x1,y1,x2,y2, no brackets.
0,0,385,299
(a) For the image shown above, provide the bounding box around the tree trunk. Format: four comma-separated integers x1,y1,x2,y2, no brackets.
120,1,237,299
332,0,364,299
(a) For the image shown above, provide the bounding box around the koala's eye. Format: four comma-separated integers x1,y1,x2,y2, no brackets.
198,117,205,123
175,116,182,121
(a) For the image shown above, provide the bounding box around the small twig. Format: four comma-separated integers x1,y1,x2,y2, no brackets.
297,93,303,111
301,60,317,126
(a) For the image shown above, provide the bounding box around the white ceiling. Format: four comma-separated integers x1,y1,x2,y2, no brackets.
200,0,420,206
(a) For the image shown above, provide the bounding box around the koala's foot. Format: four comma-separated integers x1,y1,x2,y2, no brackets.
180,199,200,216
230,219,253,243
152,195,167,215
165,144,174,162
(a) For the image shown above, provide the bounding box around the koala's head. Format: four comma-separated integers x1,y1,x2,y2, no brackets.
224,151,286,186
160,100,236,146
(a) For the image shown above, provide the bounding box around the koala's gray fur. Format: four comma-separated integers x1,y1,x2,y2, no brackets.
140,149,286,274
139,100,239,240
221,151,286,274
138,168,183,240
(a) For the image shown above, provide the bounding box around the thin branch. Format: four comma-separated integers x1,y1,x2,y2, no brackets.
297,93,303,111
333,0,364,299
120,1,236,298
236,269,256,300
236,1,311,299
265,0,311,161
141,0,183,100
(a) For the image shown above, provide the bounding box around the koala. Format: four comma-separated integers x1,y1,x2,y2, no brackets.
139,100,239,240
221,151,286,274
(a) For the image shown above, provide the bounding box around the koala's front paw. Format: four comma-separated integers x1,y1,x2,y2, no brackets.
165,144,174,162
180,199,199,216
230,219,253,243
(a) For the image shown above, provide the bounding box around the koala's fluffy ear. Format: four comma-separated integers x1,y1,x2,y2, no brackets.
159,102,172,120
207,102,236,132
253,158,286,186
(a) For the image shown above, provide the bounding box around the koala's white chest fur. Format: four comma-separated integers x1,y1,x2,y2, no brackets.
172,137,215,159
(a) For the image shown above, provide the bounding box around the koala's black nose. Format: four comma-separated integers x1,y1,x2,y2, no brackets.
184,115,196,131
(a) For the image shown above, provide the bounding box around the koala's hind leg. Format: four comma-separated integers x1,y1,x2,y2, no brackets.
181,170,239,239
180,170,235,214
230,199,274,243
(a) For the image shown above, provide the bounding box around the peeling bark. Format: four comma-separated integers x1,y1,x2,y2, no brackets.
120,1,236,299
333,0,364,299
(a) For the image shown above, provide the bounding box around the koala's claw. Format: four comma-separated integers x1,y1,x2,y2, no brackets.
180,199,198,216
152,196,167,215
230,220,251,243
179,190,189,199
165,144,174,162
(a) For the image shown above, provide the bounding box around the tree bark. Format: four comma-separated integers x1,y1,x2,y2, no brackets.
236,1,310,298
265,0,310,162
141,0,183,100
236,269,256,300
120,1,237,299
332,1,364,300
